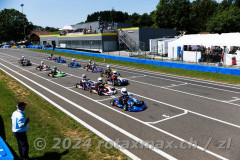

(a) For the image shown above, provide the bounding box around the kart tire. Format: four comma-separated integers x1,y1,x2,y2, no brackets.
118,80,121,86
123,105,128,111
110,100,114,106
139,100,144,105
113,80,116,86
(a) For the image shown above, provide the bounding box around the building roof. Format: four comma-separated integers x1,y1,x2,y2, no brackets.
31,30,53,36
169,33,240,47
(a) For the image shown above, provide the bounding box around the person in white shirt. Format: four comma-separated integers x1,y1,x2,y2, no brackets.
12,101,29,160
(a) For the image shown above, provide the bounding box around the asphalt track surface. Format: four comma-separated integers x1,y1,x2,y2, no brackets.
0,49,240,160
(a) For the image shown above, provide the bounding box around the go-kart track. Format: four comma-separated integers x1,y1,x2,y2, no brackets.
1,49,240,160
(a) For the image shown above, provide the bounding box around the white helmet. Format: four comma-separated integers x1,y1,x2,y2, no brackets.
113,70,117,75
121,88,128,95
41,61,44,65
72,58,75,61
98,77,103,83
82,74,86,79
107,65,110,69
22,56,24,58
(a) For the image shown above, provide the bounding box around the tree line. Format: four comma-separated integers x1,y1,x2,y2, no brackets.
86,0,240,34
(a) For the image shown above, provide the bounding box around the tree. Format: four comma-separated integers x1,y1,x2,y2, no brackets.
190,0,218,33
206,6,240,33
0,9,31,42
137,13,154,27
154,0,192,32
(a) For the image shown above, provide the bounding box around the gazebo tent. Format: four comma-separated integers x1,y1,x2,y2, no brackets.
168,33,240,63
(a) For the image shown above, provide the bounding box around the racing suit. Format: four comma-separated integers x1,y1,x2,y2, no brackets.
119,95,129,105
105,69,112,77
111,75,118,82
51,68,57,77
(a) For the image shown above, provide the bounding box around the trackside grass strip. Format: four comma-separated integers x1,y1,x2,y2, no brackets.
0,70,128,160
27,49,240,85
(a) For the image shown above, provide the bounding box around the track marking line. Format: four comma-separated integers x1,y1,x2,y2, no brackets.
125,75,146,79
0,67,141,160
0,58,229,160
146,111,188,124
96,96,116,102
0,63,176,160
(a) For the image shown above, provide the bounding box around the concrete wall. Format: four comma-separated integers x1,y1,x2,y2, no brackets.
40,36,59,46
139,28,176,50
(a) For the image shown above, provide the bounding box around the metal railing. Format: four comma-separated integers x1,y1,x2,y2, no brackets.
117,30,138,52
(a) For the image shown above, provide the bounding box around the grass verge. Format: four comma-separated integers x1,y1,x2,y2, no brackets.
27,49,240,85
0,70,128,160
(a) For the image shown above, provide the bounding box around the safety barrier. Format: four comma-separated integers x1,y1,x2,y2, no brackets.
0,137,14,160
29,48,240,76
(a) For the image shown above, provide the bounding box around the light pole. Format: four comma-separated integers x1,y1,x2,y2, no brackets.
20,4,26,40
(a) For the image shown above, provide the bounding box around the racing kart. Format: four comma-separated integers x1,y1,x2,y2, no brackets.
48,70,66,78
83,65,103,73
36,65,51,71
75,80,95,91
47,56,57,60
68,62,81,68
110,95,146,112
89,84,117,96
100,69,120,78
55,57,66,63
106,76,128,86
19,60,32,66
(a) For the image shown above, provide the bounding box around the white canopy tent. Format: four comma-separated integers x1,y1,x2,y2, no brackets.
168,33,240,64
60,25,73,30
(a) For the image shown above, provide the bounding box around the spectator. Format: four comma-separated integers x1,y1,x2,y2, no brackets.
12,101,30,160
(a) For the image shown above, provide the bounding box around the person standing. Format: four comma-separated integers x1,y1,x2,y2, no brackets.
12,101,30,160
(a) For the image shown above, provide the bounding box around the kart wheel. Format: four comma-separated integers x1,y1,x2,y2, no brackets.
110,100,114,106
113,80,116,86
123,105,128,111
118,80,121,86
139,100,144,105
98,91,102,96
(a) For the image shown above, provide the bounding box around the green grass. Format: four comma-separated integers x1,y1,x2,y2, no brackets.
27,49,240,85
0,70,128,160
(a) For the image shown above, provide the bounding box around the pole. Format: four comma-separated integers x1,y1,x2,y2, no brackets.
21,4,26,40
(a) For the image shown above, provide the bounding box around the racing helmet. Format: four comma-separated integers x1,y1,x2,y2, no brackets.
72,58,75,62
121,88,128,95
22,56,24,58
41,61,44,64
98,77,103,83
82,74,86,79
54,66,57,69
107,65,110,69
89,59,91,63
113,70,117,75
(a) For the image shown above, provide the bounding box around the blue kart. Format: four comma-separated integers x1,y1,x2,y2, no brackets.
83,65,103,73
68,62,81,68
55,57,66,63
110,95,147,112
75,80,95,91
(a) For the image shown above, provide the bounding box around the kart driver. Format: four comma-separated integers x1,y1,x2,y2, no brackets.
91,62,96,71
87,60,92,69
95,77,105,92
51,66,58,77
118,88,129,104
80,74,88,88
105,65,112,77
111,70,118,81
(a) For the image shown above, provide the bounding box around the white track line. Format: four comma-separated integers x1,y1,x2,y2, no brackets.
0,58,229,160
0,63,177,160
96,96,117,102
0,67,141,160
146,111,188,124
5,52,240,95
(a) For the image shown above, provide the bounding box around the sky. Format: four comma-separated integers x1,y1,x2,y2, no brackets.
0,0,160,28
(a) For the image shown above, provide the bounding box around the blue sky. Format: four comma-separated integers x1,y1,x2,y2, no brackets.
0,0,160,28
